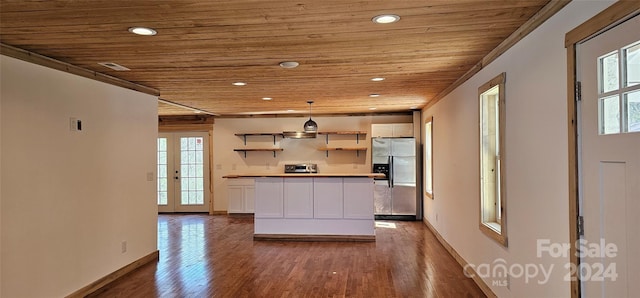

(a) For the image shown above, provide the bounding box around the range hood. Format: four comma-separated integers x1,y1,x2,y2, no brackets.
283,101,318,139
283,131,317,139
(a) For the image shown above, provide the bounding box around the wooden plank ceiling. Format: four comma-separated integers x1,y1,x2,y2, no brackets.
0,0,550,116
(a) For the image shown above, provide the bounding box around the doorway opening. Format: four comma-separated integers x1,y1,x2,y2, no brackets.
157,132,211,213
566,3,640,297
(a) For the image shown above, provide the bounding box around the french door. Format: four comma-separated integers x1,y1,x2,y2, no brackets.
578,14,639,297
157,132,210,213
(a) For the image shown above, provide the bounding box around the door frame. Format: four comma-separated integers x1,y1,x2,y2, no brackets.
159,115,215,214
565,2,640,297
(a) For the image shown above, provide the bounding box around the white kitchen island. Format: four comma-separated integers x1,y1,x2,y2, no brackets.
223,173,384,241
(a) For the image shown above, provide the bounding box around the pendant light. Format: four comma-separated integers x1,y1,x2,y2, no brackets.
303,100,318,133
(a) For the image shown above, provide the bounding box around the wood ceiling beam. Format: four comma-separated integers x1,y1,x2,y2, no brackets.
1,43,160,97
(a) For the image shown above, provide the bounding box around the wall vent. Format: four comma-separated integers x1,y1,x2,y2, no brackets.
98,62,130,71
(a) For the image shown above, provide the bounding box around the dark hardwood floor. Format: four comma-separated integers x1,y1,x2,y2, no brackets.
90,214,485,298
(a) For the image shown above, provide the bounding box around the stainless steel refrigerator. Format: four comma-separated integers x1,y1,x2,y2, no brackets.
372,137,416,218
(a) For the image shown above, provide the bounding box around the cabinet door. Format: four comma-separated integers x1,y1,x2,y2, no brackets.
371,124,393,137
284,178,313,218
344,178,374,219
392,123,414,137
372,123,414,137
227,185,245,213
255,178,284,218
314,178,343,218
244,186,255,213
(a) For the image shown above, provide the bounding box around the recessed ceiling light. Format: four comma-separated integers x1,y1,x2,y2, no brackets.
279,61,299,69
128,27,157,36
410,106,418,110
369,107,377,110
232,82,247,86
369,94,380,97
262,97,273,101
194,110,202,114
371,77,385,82
372,14,400,24
286,109,295,112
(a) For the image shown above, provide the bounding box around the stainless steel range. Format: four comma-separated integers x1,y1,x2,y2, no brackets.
284,163,318,173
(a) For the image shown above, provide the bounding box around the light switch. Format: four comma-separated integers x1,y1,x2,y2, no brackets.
70,117,78,131
69,117,82,131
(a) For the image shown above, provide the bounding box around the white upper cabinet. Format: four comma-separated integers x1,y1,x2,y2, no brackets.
371,123,413,138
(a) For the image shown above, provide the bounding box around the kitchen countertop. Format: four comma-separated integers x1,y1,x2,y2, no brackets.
223,173,385,178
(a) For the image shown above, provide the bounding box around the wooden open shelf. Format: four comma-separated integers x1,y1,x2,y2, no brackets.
235,133,284,145
318,147,367,157
233,131,367,157
317,131,367,135
234,148,283,158
317,131,367,144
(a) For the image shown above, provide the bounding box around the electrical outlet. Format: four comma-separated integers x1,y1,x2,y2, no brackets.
266,162,270,170
146,172,154,181
121,241,127,253
232,164,237,170
216,164,222,170
353,163,358,169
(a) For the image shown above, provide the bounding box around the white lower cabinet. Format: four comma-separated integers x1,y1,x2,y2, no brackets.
244,186,255,213
227,179,255,214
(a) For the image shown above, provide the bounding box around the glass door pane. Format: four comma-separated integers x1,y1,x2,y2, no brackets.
157,137,168,206
179,136,205,206
157,133,176,213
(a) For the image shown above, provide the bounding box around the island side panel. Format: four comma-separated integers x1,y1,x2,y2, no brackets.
313,177,343,218
283,177,314,218
343,178,375,219
254,177,284,218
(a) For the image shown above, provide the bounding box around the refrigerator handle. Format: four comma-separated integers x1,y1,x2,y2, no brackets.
387,155,391,188
390,156,394,188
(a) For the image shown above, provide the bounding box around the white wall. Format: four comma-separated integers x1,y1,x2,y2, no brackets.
1,55,158,297
0,55,3,296
213,115,411,211
421,1,615,297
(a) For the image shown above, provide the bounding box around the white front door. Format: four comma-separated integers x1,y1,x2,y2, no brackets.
157,132,210,213
578,14,640,297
